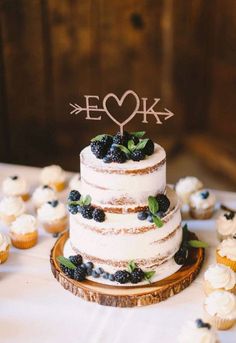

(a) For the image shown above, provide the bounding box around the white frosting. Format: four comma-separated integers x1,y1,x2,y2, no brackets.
40,165,65,184
205,290,236,320
37,201,67,222
2,176,28,196
0,232,10,252
0,196,25,216
216,213,236,237
10,214,37,234
80,144,166,206
218,238,236,261
69,174,81,191
175,177,203,204
32,185,57,208
204,264,236,290
178,320,218,343
189,190,216,210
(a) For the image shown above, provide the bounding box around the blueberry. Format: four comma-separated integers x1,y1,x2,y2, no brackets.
92,270,100,278
53,232,59,238
108,274,115,281
85,262,94,269
68,189,81,202
103,154,112,164
224,212,235,220
95,267,104,275
137,211,148,220
43,185,51,189
86,268,93,276
48,200,59,207
196,319,203,328
11,175,18,180
201,191,209,199
80,263,87,270
147,214,154,223
102,272,110,279
68,204,78,215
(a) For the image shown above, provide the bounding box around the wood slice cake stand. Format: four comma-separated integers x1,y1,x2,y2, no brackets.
50,231,204,308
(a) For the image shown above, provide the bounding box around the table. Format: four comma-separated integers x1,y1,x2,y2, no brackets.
0,163,236,343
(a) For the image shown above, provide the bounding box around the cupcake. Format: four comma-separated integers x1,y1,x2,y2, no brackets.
175,176,203,205
189,189,216,219
2,175,29,201
0,196,25,225
69,174,81,191
204,264,236,295
32,185,57,209
204,290,236,330
216,212,236,241
216,238,236,272
177,319,219,343
40,165,66,192
0,232,10,264
10,214,38,249
37,200,67,234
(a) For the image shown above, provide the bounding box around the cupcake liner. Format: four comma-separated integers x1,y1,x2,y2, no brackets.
21,193,30,202
204,279,236,295
190,206,214,219
0,245,10,263
205,311,236,330
43,216,68,234
0,213,17,225
50,181,65,192
216,250,236,272
10,231,38,249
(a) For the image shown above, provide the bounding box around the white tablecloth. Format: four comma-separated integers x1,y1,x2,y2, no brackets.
0,163,236,343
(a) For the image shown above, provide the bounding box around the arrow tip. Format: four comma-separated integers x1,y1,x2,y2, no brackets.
164,108,174,120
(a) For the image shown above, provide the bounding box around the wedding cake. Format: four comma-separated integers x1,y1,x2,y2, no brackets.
64,131,184,285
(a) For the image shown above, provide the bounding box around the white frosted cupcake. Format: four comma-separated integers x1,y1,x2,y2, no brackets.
216,212,236,241
204,290,236,330
189,189,216,219
37,200,67,234
10,214,38,249
178,319,219,343
216,238,236,272
32,185,57,209
175,176,203,205
0,196,25,224
40,165,66,192
69,174,81,191
204,264,236,295
2,175,29,201
0,232,10,264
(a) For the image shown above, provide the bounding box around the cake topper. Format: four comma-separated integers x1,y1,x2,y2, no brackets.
70,90,174,135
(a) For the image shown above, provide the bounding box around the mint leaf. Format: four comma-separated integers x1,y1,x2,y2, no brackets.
127,140,135,152
144,270,155,283
91,134,112,142
83,195,92,206
127,260,137,273
153,215,164,228
68,200,80,206
113,144,130,156
134,138,149,151
130,131,146,138
57,256,76,270
188,240,208,248
148,196,159,215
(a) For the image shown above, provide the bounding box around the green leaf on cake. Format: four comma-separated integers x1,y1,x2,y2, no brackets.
188,240,208,248
127,260,137,273
148,196,159,215
57,256,76,270
130,131,146,138
134,138,149,151
83,195,92,206
144,270,155,283
127,140,135,152
91,134,112,142
113,144,130,156
153,215,164,228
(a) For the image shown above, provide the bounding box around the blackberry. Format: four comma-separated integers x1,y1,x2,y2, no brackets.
60,264,74,279
85,262,94,269
69,254,83,267
143,139,154,156
114,270,131,284
48,200,59,208
68,189,81,202
90,141,107,159
174,249,187,265
156,194,170,213
224,212,235,220
101,135,113,148
80,263,87,270
93,208,105,222
131,135,139,145
137,211,148,221
156,211,165,218
201,191,209,199
130,268,145,284
68,204,78,215
81,205,94,219
74,266,86,281
113,131,129,147
110,147,127,163
131,149,145,161
103,153,113,163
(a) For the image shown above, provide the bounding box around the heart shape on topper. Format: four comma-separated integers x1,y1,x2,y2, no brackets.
103,90,140,133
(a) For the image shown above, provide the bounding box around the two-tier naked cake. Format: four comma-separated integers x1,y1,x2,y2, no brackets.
63,131,185,286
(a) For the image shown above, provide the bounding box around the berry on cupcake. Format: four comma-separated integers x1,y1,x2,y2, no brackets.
216,211,236,241
2,175,29,201
189,189,216,219
177,319,218,343
0,232,10,264
40,165,66,192
37,200,68,234
10,214,38,249
0,196,25,225
32,185,57,209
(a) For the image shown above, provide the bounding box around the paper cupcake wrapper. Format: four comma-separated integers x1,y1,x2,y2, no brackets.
10,231,38,249
205,310,236,330
49,181,65,192
43,216,68,234
190,206,214,219
0,213,18,225
204,279,236,296
216,250,236,272
0,246,10,264
21,193,30,202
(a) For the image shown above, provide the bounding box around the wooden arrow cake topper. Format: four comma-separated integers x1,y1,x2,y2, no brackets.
70,90,174,135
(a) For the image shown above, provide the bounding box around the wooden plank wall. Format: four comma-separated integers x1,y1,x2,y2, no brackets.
0,0,235,170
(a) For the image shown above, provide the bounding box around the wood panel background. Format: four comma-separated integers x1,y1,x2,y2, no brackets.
0,0,235,183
